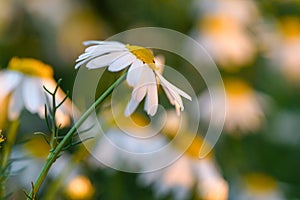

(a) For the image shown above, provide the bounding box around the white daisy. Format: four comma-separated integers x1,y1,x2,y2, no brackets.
138,154,228,200
89,113,228,200
199,79,267,133
263,17,300,83
234,173,285,200
0,57,72,127
75,41,192,116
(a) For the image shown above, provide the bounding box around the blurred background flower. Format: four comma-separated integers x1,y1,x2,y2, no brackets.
0,0,300,199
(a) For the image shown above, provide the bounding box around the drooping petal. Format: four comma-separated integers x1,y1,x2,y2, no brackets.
156,72,192,101
126,59,143,86
86,52,127,69
0,70,23,99
22,77,44,114
132,84,147,102
8,83,24,120
163,85,183,109
42,78,73,127
144,71,158,116
108,53,136,72
125,98,140,117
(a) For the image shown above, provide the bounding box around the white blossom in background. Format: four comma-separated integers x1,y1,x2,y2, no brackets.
89,112,228,200
233,173,285,200
138,156,228,200
193,0,259,69
260,16,300,83
9,137,79,194
199,79,268,133
75,41,191,116
0,57,72,127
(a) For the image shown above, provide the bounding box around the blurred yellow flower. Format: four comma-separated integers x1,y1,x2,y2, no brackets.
197,15,256,69
199,79,267,133
275,17,300,83
236,173,285,200
0,57,72,127
65,176,94,200
194,0,259,69
139,152,228,200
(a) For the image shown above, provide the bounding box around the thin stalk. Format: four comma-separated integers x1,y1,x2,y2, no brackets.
26,72,126,199
0,120,20,198
43,145,91,200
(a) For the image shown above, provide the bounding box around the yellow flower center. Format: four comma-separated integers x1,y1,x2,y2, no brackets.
0,130,5,144
8,57,54,78
224,79,252,96
280,16,300,38
126,44,158,70
244,173,277,194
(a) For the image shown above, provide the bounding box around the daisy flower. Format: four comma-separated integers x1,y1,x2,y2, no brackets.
199,79,267,133
263,17,300,83
193,0,259,69
75,41,192,116
138,135,228,200
0,57,72,127
234,173,285,200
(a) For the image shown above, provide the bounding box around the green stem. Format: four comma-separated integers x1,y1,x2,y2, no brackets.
43,144,91,200
0,120,20,198
27,72,126,199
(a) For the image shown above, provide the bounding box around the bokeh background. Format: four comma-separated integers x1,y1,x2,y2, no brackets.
1,0,300,199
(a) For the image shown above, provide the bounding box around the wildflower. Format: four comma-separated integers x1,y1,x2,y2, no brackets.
264,17,300,83
196,14,256,68
199,79,267,133
194,0,259,69
0,57,72,127
10,136,77,191
89,111,228,200
234,173,285,200
75,41,191,116
138,135,228,200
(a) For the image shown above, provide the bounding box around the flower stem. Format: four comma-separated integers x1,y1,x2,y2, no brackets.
0,120,20,198
26,72,126,199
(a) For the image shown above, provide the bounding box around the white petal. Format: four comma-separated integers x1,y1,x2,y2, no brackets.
75,49,126,69
55,109,71,127
144,72,158,116
83,40,125,47
108,53,136,72
156,72,192,101
163,84,184,111
126,59,143,86
86,52,127,69
22,77,44,114
42,78,72,127
125,98,140,117
83,45,126,55
0,70,23,99
132,84,147,102
8,84,24,120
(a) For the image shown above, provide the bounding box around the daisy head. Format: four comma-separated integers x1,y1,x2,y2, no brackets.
0,57,72,127
198,14,256,69
75,41,191,117
237,173,285,200
276,17,300,82
199,78,266,134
